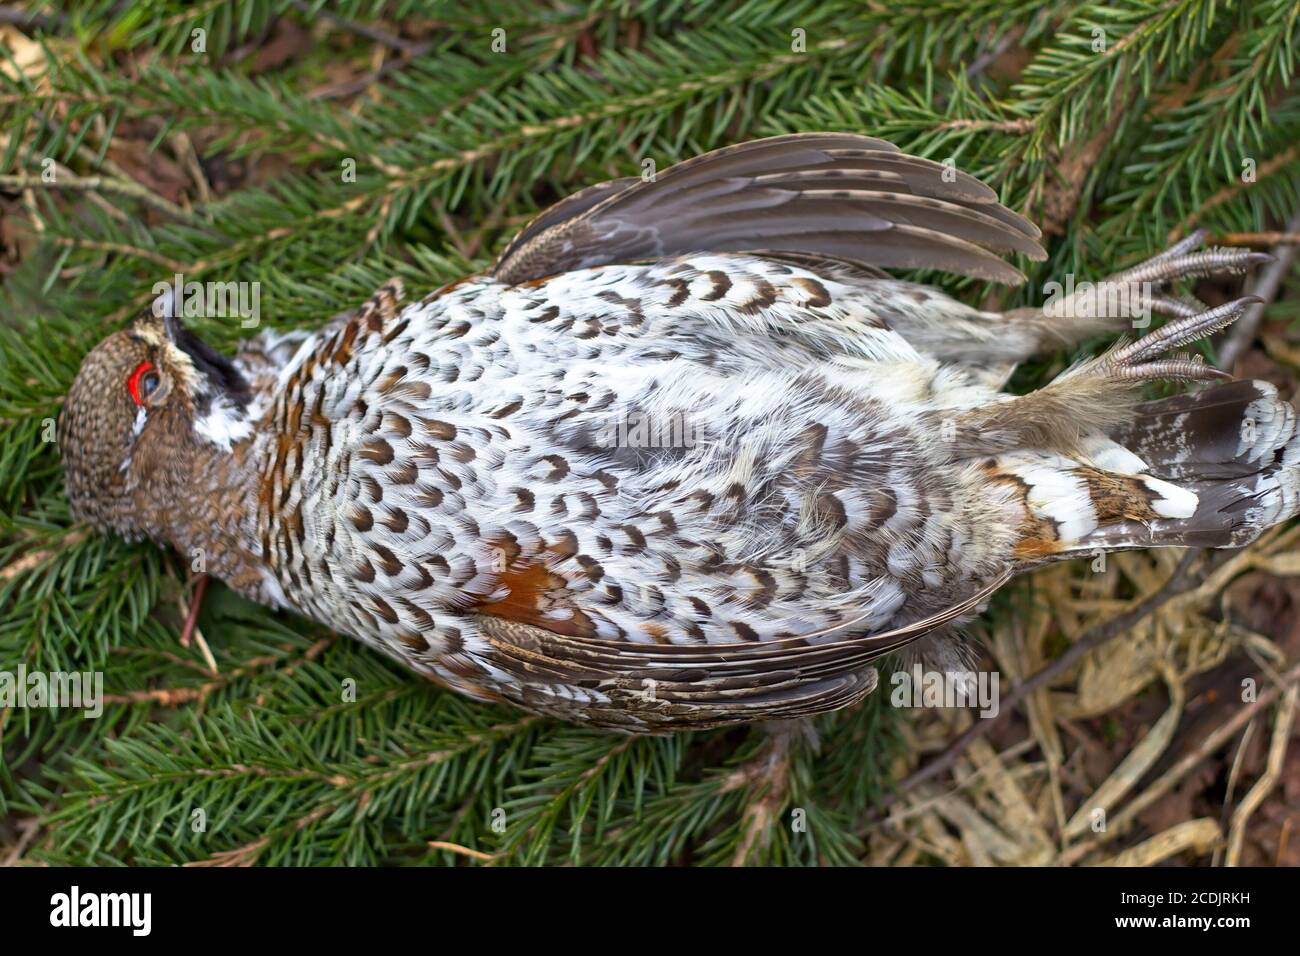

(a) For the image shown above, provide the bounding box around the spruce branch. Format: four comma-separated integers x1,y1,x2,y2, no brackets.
2,0,1294,869
0,170,195,220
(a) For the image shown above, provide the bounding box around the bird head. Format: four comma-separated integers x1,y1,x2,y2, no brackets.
60,290,253,539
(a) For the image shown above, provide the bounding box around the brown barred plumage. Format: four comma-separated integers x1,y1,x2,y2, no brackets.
60,134,1295,731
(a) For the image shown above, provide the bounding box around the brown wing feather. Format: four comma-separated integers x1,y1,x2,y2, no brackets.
474,571,1011,730
490,133,1045,287
492,176,638,271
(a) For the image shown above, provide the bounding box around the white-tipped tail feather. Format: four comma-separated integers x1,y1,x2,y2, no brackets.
997,380,1300,560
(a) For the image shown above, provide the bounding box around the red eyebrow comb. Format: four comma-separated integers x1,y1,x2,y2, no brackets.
127,361,156,406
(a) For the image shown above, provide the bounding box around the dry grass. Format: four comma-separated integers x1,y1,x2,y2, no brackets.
868,525,1300,867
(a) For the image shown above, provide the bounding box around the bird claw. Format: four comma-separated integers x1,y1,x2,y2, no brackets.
1061,295,1261,387
1041,232,1271,326
1102,231,1273,291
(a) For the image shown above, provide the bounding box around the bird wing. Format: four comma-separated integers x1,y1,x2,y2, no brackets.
490,133,1045,287
472,571,1011,730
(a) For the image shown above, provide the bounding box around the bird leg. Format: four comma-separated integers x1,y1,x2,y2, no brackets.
1004,231,1272,350
178,572,208,648
178,572,218,673
948,295,1260,456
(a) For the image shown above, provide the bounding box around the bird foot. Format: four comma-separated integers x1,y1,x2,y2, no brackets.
1039,230,1272,328
1062,296,1260,387
953,295,1257,455
179,573,219,674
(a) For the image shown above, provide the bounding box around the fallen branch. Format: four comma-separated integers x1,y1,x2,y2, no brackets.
1224,683,1297,866
1218,209,1300,370
1058,659,1300,865
878,550,1203,814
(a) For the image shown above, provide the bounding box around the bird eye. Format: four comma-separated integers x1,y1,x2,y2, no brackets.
127,361,161,406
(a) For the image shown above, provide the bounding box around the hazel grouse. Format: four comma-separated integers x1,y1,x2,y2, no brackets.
60,134,1296,731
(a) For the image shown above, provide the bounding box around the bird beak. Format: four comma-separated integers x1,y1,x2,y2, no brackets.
150,283,191,348
135,283,252,406
130,283,184,344
162,305,185,346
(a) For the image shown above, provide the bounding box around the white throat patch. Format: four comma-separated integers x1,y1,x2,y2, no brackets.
194,394,253,451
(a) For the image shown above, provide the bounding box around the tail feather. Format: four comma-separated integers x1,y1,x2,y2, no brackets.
1092,381,1300,550
993,380,1300,560
1108,379,1298,481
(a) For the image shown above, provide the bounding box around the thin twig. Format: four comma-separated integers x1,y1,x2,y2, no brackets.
310,45,433,100
0,813,42,865
1058,660,1300,866
0,528,89,583
170,130,212,206
1225,684,1297,866
288,0,433,100
23,110,214,228
727,725,798,866
46,235,189,272
427,840,496,862
1175,145,1300,238
0,171,195,221
102,636,334,707
1218,209,1300,370
0,4,65,33
876,550,1203,815
1214,231,1300,246
178,573,218,675
287,0,424,55
1211,716,1257,867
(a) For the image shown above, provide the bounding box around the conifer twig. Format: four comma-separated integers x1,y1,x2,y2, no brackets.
1218,209,1300,370
0,528,89,583
0,171,195,221
1175,145,1300,239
